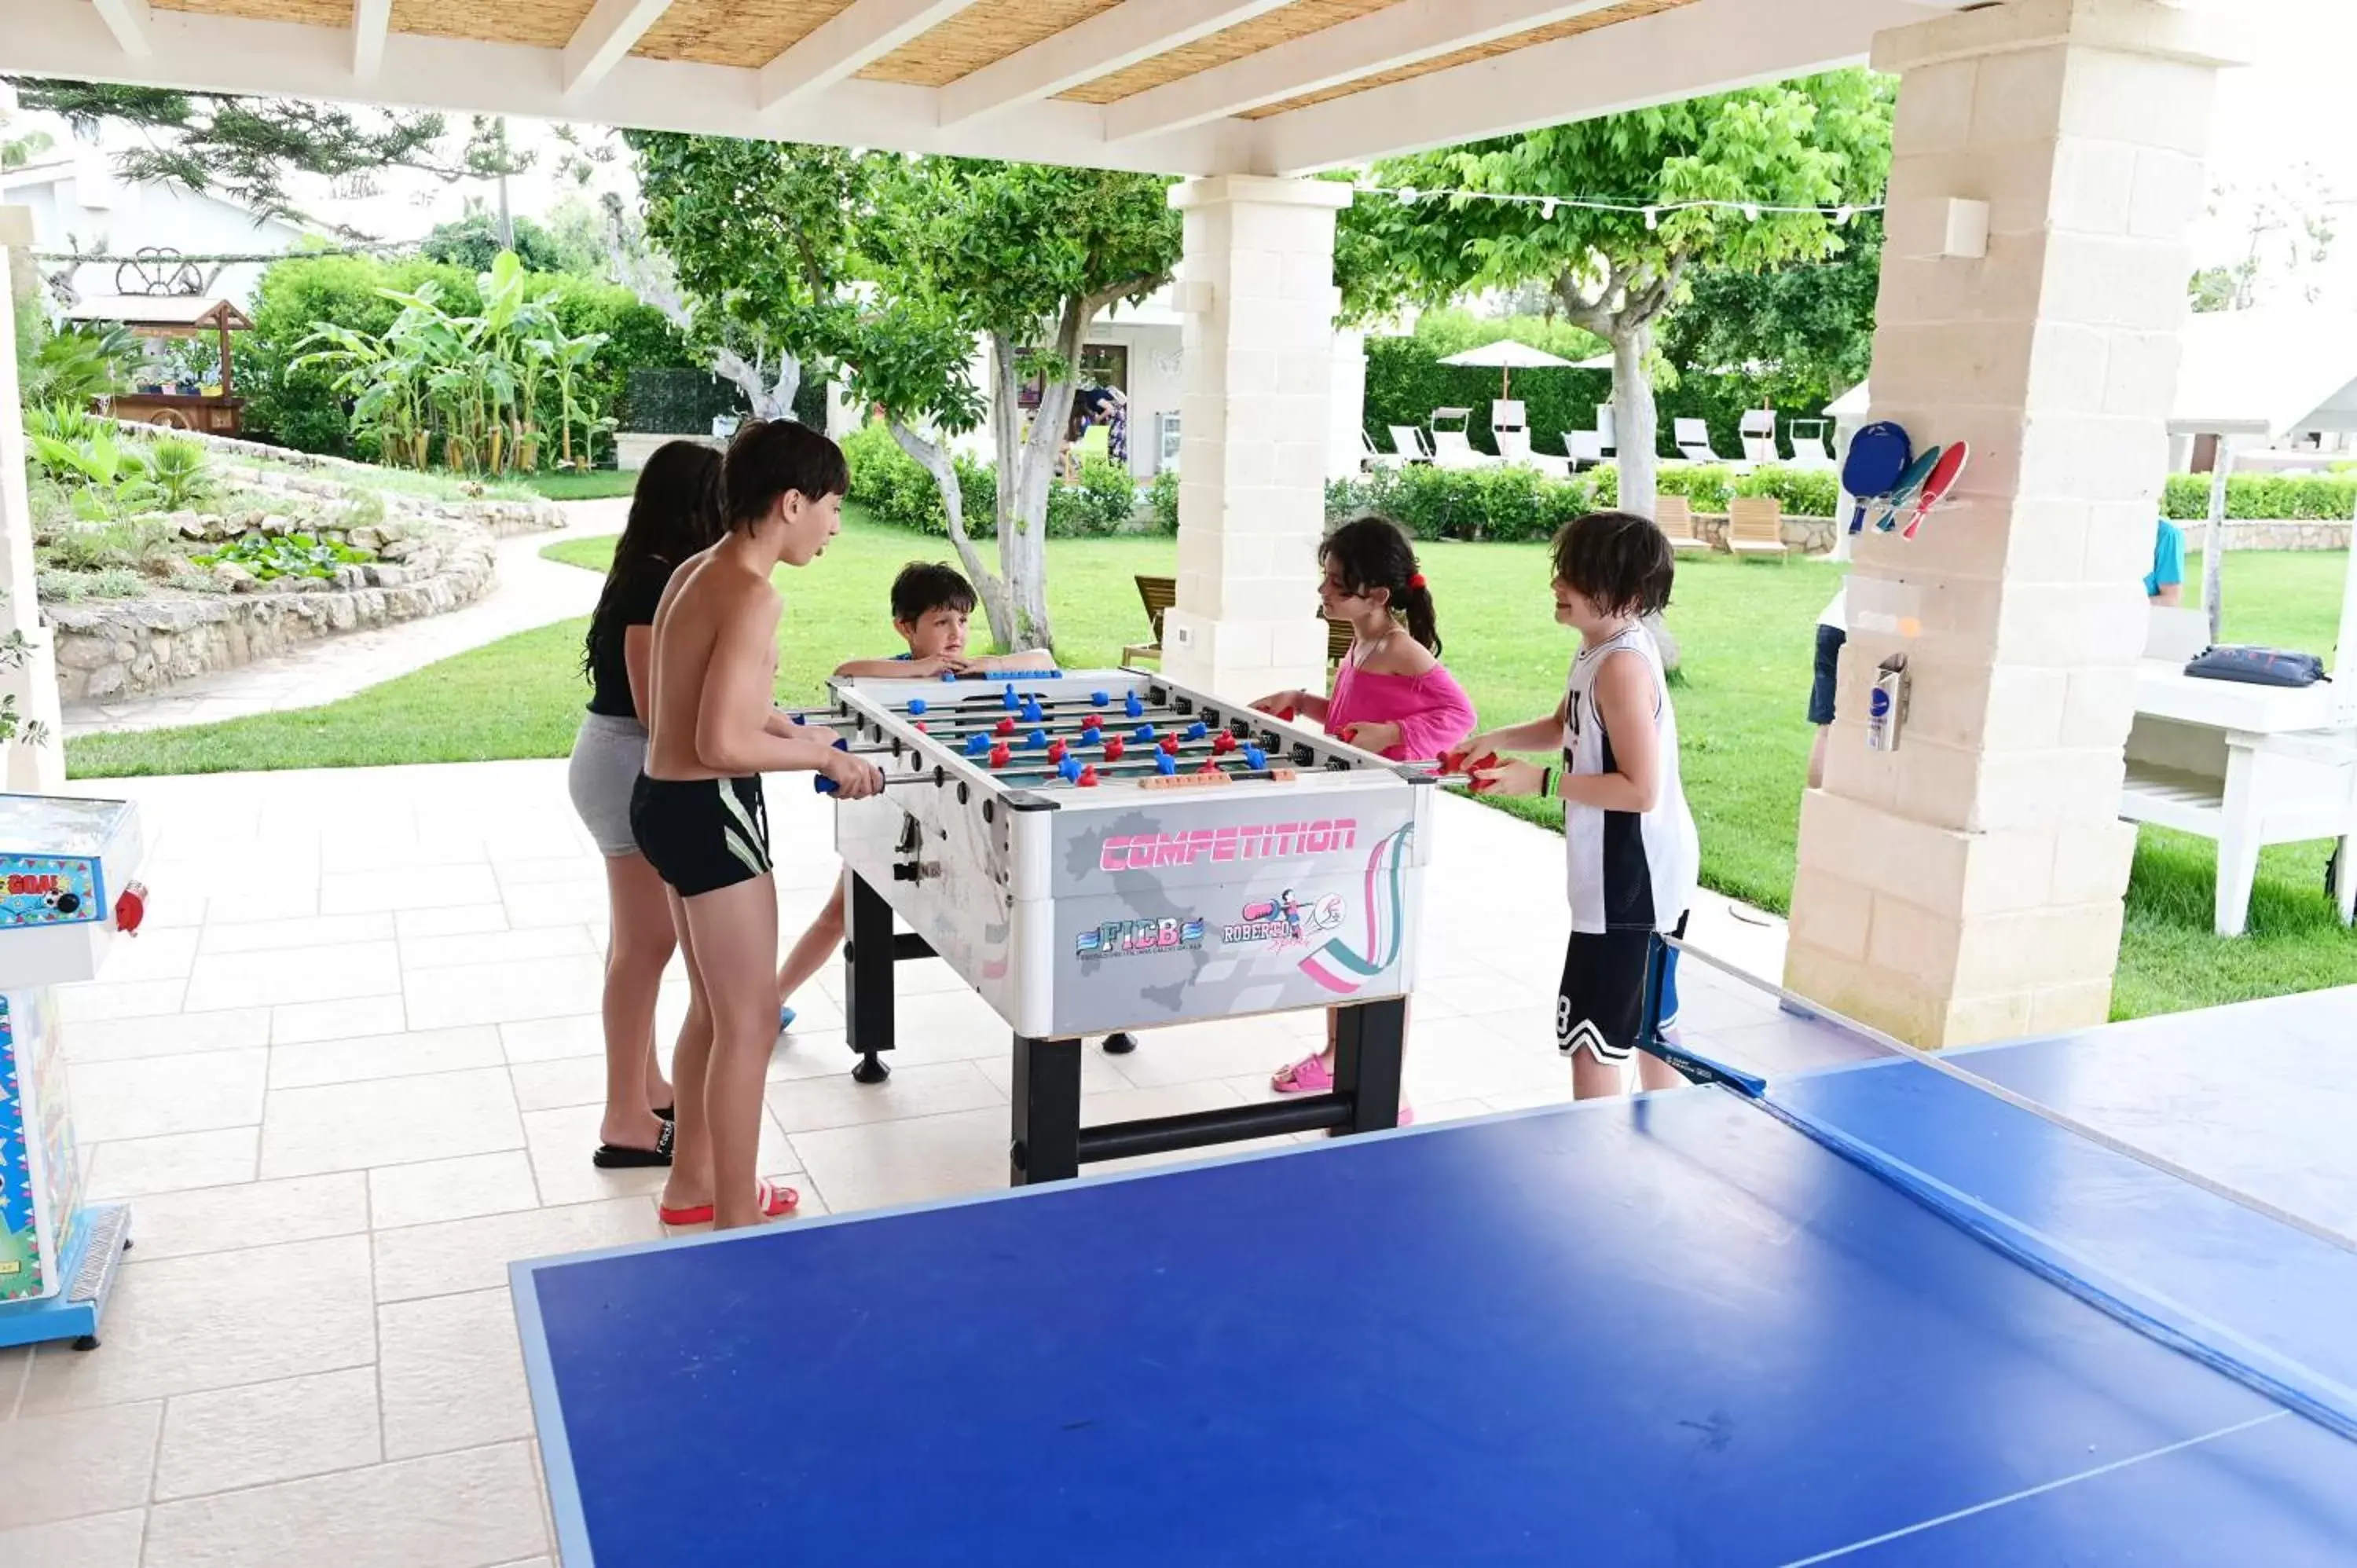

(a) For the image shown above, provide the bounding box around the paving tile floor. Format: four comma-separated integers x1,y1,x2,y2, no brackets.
3,760,1794,1566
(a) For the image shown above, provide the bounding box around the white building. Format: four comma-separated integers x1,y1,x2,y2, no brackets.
944,286,1369,484
0,145,309,310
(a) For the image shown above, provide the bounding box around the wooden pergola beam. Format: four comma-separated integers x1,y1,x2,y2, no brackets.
757,0,988,115
937,0,1292,129
562,0,676,94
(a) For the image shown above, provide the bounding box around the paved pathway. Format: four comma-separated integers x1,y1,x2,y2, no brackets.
61,500,627,738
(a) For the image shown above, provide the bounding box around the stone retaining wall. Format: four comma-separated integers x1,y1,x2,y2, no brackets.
1691,514,1840,556
49,522,495,705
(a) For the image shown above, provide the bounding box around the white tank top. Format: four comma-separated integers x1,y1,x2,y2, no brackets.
1561,623,1699,935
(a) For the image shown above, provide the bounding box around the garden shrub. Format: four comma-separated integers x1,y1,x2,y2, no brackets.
843,422,1142,539
2161,472,2357,522
1325,460,1839,537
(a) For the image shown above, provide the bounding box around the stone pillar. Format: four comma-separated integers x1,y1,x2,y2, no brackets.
1162,175,1351,703
0,208,65,794
1783,0,2242,1046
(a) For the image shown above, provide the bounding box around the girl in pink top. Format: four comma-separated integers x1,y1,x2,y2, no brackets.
1250,515,1477,1120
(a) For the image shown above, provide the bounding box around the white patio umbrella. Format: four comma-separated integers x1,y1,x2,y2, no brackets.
1438,338,1579,397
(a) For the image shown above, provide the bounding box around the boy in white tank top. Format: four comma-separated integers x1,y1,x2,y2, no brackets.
1467,511,1699,1099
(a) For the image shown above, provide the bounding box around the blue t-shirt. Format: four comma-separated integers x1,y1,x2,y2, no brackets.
2146,518,2185,598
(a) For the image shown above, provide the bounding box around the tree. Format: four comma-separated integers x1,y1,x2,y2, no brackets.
1,80,530,235
1339,69,1893,517
624,131,878,422
1658,208,1884,408
422,205,588,277
852,158,1179,652
2188,165,2340,313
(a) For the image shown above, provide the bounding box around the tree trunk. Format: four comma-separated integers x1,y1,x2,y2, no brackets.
890,419,1016,646
712,346,798,423
992,304,1096,654
1611,320,1659,522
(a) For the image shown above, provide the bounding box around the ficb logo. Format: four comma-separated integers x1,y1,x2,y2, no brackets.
1222,890,1344,951
1076,916,1207,958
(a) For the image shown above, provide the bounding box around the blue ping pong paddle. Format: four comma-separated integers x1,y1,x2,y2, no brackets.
1842,421,1911,536
1871,445,1944,533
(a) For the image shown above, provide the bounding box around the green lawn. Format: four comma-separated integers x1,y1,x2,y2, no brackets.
519,470,643,501
63,511,2355,1020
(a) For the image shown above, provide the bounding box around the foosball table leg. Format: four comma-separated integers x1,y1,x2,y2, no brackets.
1009,1034,1083,1185
845,874,895,1085
1332,998,1406,1135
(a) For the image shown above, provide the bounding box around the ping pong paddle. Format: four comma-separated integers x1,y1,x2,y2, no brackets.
1842,421,1911,536
1870,445,1943,533
1901,441,1968,540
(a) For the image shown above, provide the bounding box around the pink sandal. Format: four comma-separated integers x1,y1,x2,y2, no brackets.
1271,1054,1333,1094
658,1178,798,1227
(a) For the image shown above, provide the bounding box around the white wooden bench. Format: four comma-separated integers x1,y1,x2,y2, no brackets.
2121,607,2357,936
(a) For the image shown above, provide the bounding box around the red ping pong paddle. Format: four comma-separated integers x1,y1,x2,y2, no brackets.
1902,441,1969,540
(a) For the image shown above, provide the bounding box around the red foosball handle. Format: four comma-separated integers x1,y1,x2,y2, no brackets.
115,881,148,936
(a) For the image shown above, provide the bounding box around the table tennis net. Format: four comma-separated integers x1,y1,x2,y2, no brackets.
1640,939,2357,1446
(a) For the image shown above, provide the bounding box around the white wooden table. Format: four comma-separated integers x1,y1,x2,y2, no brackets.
2123,660,2357,937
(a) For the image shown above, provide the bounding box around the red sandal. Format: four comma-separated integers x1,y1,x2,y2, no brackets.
658,1178,798,1227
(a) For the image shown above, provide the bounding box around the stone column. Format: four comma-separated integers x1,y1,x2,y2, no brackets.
1162,175,1351,703
0,207,65,793
1783,0,2242,1046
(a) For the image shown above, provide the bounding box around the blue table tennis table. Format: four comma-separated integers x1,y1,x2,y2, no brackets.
513,980,2357,1566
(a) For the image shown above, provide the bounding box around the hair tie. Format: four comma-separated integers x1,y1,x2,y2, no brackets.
1407,573,1427,590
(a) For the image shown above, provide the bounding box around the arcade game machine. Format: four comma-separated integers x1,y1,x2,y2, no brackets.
0,794,145,1350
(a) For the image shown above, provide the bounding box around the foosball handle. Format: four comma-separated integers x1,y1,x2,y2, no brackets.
813,736,852,794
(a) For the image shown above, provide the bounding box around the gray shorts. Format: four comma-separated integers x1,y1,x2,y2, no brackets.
569,712,648,858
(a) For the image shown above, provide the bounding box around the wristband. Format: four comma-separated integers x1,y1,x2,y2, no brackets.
1539,767,1555,799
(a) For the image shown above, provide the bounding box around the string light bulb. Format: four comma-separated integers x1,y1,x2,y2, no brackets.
1643,206,1659,230
1743,203,1761,221
1834,204,1855,225
1396,185,1419,205
1541,198,1557,219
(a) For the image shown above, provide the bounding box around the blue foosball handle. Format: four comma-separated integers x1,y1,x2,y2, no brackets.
814,736,850,794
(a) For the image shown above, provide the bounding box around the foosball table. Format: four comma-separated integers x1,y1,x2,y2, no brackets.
808,669,1436,1185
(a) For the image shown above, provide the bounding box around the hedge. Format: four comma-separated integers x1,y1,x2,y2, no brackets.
618,368,827,435
233,254,695,461
2161,472,2357,522
841,421,1149,539
1363,333,1830,466
1325,463,1838,540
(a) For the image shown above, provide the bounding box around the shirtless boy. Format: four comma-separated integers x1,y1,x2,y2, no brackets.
632,419,882,1229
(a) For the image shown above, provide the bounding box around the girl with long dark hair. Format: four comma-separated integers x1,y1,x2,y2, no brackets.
1249,515,1477,1122
566,441,727,1167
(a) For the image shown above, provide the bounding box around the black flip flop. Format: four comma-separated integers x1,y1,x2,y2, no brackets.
592,1117,675,1169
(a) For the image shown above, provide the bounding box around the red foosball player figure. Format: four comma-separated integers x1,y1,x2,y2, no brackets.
995,716,1016,737
1103,736,1127,762
1211,731,1238,756
1076,765,1100,788
1047,738,1069,763
1159,735,1180,756
988,743,1011,769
